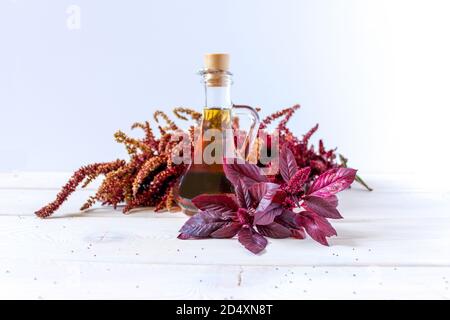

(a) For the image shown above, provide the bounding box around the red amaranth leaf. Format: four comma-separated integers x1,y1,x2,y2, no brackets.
235,179,252,209
257,222,291,239
179,211,230,237
302,195,343,219
192,194,238,215
291,228,306,239
275,209,299,229
177,233,204,240
307,168,357,198
251,182,281,214
223,159,268,187
279,146,298,183
237,208,252,225
238,227,268,254
323,195,339,207
295,211,337,246
210,222,242,238
254,204,283,226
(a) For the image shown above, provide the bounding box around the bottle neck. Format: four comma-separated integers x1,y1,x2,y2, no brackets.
201,70,233,109
205,85,232,109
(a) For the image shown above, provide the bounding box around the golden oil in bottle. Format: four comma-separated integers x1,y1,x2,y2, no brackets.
176,108,234,215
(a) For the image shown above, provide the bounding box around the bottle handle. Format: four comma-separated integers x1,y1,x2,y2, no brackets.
231,104,260,161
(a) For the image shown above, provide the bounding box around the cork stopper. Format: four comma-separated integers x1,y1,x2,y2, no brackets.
203,53,231,87
204,53,230,71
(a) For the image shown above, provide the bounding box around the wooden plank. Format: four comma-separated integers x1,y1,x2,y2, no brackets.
0,259,448,299
1,172,450,299
0,212,449,267
1,187,449,218
0,172,100,190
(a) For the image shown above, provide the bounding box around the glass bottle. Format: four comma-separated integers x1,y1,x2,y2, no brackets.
175,54,260,215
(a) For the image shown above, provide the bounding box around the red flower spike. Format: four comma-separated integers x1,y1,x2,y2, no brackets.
286,167,311,195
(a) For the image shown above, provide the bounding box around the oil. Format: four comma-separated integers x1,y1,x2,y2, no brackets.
175,108,234,215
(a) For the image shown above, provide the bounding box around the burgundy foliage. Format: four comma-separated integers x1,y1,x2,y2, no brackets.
179,147,357,254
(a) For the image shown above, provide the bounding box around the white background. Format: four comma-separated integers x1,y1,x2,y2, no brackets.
1,0,449,177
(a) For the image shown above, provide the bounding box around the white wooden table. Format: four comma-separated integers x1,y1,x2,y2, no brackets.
1,172,449,299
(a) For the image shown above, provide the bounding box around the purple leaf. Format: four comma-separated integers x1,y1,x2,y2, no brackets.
291,228,306,239
287,167,311,194
179,211,228,237
223,159,268,187
238,227,268,254
235,179,252,209
323,195,339,207
307,168,357,198
192,194,238,216
251,182,281,214
237,208,252,225
211,222,242,238
279,146,298,183
302,195,343,219
254,203,283,226
257,222,291,239
295,211,337,246
275,209,299,229
177,233,205,240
